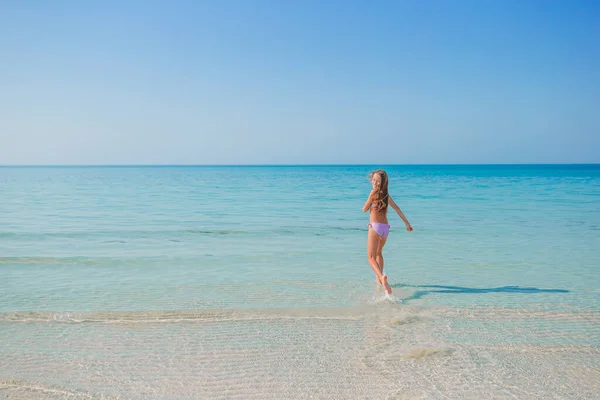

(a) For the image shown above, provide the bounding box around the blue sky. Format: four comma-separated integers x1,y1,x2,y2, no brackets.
1,0,598,165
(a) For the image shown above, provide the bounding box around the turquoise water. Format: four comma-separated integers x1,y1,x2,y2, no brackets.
1,165,599,399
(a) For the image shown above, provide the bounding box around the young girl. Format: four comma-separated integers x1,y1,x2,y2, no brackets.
362,169,413,295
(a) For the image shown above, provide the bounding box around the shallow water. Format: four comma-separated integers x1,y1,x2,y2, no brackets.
1,165,599,399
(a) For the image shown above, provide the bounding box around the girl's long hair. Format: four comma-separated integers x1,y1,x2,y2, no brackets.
369,169,389,212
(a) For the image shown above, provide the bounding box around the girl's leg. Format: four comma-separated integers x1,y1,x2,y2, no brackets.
376,236,387,275
367,228,392,294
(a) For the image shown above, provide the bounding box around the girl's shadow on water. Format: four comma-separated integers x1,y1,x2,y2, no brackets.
390,284,569,302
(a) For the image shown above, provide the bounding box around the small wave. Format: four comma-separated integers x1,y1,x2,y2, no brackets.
188,229,249,235
3,306,596,332
332,227,364,232
0,306,383,324
0,257,104,265
440,307,600,323
0,228,251,240
371,292,402,304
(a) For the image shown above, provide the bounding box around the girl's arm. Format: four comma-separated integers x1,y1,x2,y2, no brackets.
389,196,413,231
362,190,375,212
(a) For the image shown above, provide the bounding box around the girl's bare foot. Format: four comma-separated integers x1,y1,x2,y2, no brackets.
380,275,392,294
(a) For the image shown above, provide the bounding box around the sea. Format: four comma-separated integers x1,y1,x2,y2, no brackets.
1,165,599,399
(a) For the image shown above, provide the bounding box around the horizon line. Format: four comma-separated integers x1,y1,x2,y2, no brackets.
1,163,599,168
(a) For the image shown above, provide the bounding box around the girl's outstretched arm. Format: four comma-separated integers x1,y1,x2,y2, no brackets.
362,190,375,212
389,196,413,231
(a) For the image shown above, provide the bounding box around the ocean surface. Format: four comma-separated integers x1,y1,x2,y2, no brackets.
1,165,599,399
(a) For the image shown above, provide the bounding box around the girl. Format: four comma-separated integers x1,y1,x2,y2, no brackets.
362,169,413,294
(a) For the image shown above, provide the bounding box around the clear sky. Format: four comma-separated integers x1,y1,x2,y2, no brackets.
1,0,598,165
